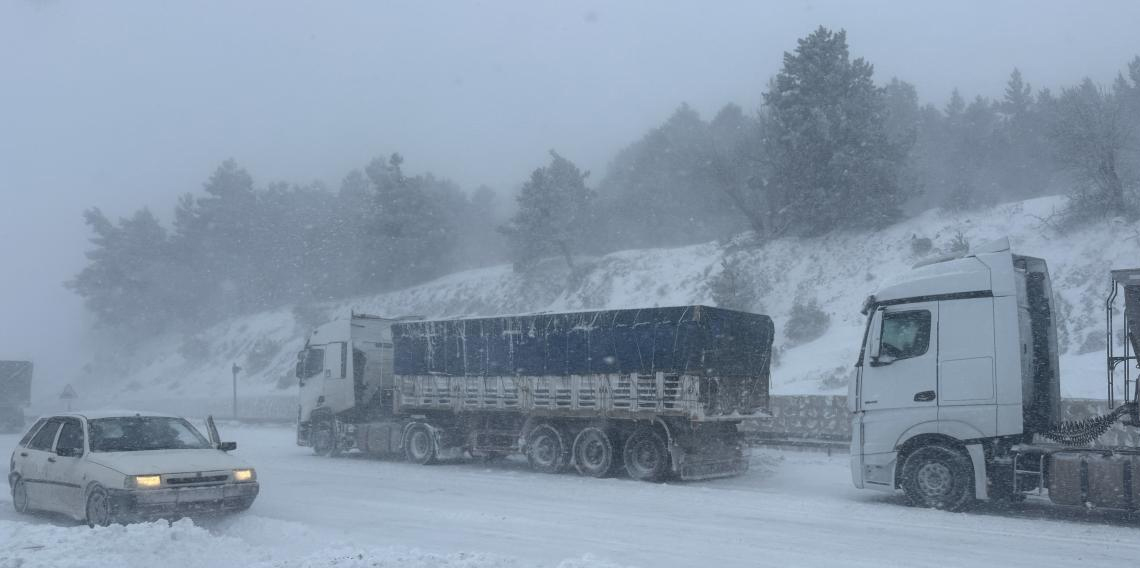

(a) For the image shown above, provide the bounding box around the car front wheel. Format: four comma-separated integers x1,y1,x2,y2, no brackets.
86,486,113,528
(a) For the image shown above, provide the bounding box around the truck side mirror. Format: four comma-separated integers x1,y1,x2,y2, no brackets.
295,361,304,379
868,309,884,361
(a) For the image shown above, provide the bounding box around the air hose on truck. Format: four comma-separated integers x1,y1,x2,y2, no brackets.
1038,403,1136,446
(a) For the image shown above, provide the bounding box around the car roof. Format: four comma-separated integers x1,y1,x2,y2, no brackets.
45,410,186,421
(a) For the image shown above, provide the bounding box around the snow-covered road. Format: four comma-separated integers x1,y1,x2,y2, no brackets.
3,425,1139,568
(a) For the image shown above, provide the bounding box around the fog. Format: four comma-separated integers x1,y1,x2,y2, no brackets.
2,0,1138,399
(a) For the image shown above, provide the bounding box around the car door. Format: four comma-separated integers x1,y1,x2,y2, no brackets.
21,417,63,511
856,302,939,484
46,417,87,518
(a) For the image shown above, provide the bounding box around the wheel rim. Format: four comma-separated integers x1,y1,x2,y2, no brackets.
531,432,558,468
13,480,27,512
576,430,609,471
409,430,431,461
88,492,110,526
916,461,953,499
628,436,662,477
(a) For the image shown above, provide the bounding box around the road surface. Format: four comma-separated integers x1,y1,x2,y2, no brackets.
2,424,1138,567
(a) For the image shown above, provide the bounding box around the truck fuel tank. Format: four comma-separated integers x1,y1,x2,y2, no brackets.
1048,451,1140,510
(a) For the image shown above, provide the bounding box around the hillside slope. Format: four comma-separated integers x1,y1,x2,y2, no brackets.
74,195,1139,410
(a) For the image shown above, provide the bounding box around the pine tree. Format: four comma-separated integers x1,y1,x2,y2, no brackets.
500,151,594,271
762,27,907,234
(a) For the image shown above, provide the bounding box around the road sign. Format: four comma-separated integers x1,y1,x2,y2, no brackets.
60,384,78,400
60,384,78,411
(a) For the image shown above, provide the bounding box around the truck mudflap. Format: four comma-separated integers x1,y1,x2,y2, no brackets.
669,424,749,481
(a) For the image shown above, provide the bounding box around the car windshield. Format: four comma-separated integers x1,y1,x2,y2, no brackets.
88,417,212,452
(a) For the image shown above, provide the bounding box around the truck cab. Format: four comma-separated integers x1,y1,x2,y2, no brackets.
296,315,396,453
850,238,1062,508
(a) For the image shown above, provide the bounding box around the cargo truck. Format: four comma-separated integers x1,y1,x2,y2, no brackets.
0,361,32,433
295,306,773,481
850,238,1140,511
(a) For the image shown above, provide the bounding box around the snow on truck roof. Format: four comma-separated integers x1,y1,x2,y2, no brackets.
871,237,1013,306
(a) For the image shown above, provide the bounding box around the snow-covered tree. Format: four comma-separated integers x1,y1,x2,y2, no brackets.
762,27,909,235
501,151,594,271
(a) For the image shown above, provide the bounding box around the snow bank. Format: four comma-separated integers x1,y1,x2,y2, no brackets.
0,516,632,568
71,194,1140,408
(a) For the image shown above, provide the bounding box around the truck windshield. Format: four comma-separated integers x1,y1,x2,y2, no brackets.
88,417,212,452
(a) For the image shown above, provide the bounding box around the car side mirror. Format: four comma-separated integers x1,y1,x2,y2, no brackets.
56,446,80,458
295,361,304,380
219,441,237,452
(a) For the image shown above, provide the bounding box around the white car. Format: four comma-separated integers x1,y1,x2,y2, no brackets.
8,411,259,526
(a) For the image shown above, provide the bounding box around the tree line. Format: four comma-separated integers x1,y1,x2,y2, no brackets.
71,26,1140,335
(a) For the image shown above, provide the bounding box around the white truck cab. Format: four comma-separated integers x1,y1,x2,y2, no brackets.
850,238,1063,508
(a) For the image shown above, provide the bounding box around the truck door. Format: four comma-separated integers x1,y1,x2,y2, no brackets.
297,346,327,421
857,302,939,485
936,297,997,435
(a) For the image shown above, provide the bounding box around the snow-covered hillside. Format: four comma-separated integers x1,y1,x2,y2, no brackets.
74,195,1139,409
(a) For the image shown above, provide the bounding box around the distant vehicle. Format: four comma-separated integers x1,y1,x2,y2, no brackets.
8,411,258,527
851,238,1140,512
296,307,774,481
0,361,32,433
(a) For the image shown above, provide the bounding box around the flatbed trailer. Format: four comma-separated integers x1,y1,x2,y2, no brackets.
297,306,773,481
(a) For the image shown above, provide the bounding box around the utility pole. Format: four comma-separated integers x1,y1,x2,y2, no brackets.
231,363,242,420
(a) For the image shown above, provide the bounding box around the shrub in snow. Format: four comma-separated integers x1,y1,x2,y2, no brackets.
709,256,760,312
784,299,830,346
909,234,933,256
179,334,211,363
244,338,282,374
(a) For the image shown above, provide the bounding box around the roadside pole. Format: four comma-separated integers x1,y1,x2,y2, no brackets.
232,363,242,420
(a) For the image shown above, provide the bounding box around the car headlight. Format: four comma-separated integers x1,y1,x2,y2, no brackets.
127,475,162,489
233,469,256,482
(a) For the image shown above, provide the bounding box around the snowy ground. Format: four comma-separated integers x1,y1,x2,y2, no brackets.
3,425,1140,568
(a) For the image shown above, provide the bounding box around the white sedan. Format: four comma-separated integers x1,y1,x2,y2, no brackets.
8,411,259,526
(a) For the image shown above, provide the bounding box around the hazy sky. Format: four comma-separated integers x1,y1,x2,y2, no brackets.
2,0,1138,399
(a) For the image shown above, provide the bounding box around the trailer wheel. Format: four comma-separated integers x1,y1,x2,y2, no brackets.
624,427,669,482
526,424,566,473
404,424,437,465
573,427,616,478
901,445,974,511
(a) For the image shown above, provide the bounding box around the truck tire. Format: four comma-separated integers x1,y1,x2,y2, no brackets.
312,420,338,457
623,427,670,482
901,445,974,511
404,424,437,465
526,424,567,473
573,427,616,478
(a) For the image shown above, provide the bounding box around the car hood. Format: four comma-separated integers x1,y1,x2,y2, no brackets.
86,449,251,476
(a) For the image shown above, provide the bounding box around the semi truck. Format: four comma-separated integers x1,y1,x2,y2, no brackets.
0,361,33,433
295,306,773,481
850,237,1140,511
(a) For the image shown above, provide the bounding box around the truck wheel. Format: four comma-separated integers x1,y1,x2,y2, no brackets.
312,421,337,457
526,424,566,473
624,428,669,482
901,445,974,511
85,486,113,528
573,427,615,478
12,477,29,514
404,424,437,465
